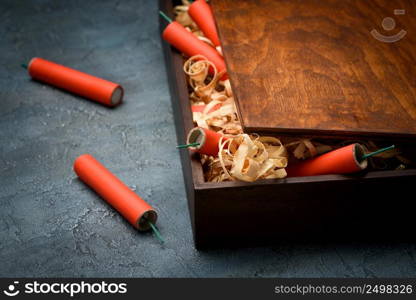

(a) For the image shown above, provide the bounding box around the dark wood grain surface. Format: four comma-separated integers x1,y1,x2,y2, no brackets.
211,0,416,138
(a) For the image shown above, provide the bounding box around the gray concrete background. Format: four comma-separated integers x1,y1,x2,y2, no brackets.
1,0,415,277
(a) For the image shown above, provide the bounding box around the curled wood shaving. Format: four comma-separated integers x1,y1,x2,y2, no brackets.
285,139,332,160
223,79,233,97
183,55,225,101
216,46,223,56
211,134,288,182
174,1,198,30
183,56,241,135
183,55,213,85
193,99,242,134
198,36,215,47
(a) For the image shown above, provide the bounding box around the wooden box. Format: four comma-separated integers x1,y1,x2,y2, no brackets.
160,0,416,249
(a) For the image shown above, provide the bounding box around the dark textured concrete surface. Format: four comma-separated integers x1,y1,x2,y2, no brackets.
1,0,416,277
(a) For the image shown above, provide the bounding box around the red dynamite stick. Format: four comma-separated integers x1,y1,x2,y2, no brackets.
188,0,221,47
27,57,123,107
186,127,227,156
162,21,227,79
286,144,368,177
74,154,157,231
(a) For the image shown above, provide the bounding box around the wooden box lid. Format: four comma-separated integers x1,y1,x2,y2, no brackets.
211,0,416,139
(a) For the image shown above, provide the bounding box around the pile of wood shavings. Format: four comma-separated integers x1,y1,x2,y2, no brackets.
174,0,413,182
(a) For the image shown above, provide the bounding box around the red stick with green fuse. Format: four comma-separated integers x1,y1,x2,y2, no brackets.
74,154,164,243
286,144,395,177
22,57,123,107
177,127,228,157
159,11,227,79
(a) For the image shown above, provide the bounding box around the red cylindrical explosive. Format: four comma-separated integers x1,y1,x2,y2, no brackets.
27,57,123,107
162,21,227,79
186,127,227,157
286,143,368,177
74,154,157,231
188,0,221,47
